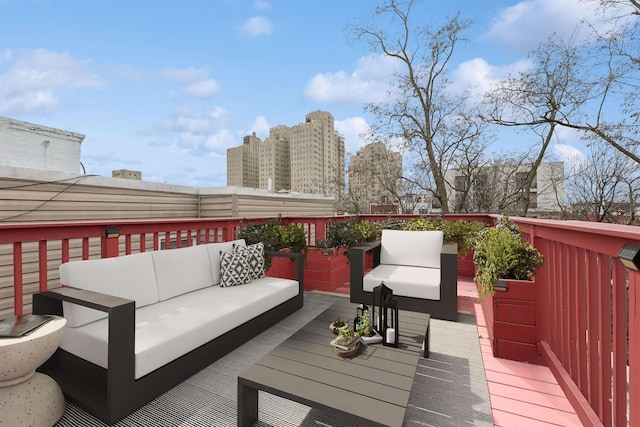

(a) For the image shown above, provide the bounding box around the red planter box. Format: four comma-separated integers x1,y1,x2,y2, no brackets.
479,279,544,365
304,249,350,292
265,252,296,280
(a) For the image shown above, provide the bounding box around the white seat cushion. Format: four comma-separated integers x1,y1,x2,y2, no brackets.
59,276,299,379
380,230,443,269
363,264,441,300
60,252,159,327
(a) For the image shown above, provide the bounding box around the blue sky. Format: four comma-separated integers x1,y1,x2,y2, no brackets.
0,0,616,187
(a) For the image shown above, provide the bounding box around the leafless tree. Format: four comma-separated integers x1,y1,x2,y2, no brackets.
486,1,639,178
566,143,640,222
348,0,474,213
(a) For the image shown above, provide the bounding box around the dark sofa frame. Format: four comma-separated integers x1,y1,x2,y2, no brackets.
32,251,304,425
349,241,458,322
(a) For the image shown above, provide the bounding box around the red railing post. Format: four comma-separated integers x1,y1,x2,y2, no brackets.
38,240,48,292
13,242,23,316
630,270,639,427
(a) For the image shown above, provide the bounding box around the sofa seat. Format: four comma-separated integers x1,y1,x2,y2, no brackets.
60,277,299,379
363,264,441,300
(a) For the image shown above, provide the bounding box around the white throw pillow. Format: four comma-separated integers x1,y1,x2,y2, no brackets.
219,250,251,287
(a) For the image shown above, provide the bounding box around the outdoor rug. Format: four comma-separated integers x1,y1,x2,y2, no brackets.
54,292,492,427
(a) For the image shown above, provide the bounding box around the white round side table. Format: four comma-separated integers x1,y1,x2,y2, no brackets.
0,316,66,427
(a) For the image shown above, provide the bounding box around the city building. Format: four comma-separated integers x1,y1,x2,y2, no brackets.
0,116,85,174
112,169,142,180
444,161,565,214
227,111,345,196
227,133,260,188
348,142,402,213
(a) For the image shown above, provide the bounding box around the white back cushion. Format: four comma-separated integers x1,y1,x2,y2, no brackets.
380,230,443,269
152,244,213,301
60,252,159,327
205,239,246,285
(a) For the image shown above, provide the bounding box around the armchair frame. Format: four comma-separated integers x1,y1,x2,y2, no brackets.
349,241,458,321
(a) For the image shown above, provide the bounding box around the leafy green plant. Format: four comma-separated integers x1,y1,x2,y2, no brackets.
332,318,346,328
394,217,484,256
355,309,375,337
237,218,307,269
315,219,379,257
473,215,544,297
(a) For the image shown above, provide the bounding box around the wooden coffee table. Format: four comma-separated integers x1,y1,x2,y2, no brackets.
238,298,430,427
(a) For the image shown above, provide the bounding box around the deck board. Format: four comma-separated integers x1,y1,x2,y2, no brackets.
330,275,583,427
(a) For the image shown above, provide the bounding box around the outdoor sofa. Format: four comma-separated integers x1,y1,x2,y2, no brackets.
33,239,304,425
349,229,458,321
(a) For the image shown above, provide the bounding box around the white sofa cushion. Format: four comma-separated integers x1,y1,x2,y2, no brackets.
363,264,441,300
205,240,245,285
152,244,213,301
380,230,443,269
60,252,159,327
59,277,299,379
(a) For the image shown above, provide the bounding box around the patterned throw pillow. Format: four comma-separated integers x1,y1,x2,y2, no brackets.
219,250,251,287
235,242,266,280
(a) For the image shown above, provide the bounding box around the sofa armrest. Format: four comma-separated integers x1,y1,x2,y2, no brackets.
349,240,381,305
266,251,304,295
33,287,136,387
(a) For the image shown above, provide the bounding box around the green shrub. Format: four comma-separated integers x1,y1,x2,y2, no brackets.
473,215,544,297
316,219,380,257
237,218,307,269
396,217,484,256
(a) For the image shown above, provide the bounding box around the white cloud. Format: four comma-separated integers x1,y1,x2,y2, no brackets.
0,48,104,115
553,143,586,170
180,79,221,98
304,54,397,104
450,57,533,97
335,116,370,155
248,116,271,138
239,16,274,38
482,0,599,53
152,106,235,154
158,66,210,82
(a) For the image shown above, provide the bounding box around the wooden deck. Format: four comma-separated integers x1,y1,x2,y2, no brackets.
331,277,584,427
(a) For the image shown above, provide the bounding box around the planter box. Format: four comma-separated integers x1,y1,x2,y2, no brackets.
479,278,543,365
265,251,296,280
304,248,350,292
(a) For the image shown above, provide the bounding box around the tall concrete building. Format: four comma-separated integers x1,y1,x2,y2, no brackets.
259,125,291,191
290,111,344,195
227,111,345,196
348,142,403,212
227,132,260,188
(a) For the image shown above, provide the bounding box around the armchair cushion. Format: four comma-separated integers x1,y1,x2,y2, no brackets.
363,264,441,300
380,229,443,269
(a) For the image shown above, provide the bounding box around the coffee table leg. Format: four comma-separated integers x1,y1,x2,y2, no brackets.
238,377,259,426
422,318,430,358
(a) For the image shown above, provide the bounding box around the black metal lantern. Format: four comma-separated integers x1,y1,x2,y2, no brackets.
354,303,368,331
382,295,399,347
372,282,393,334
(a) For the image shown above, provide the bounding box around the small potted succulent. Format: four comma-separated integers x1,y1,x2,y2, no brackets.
330,327,361,357
355,310,382,344
329,317,349,335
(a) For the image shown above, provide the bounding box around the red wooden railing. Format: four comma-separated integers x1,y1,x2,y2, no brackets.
0,214,636,426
